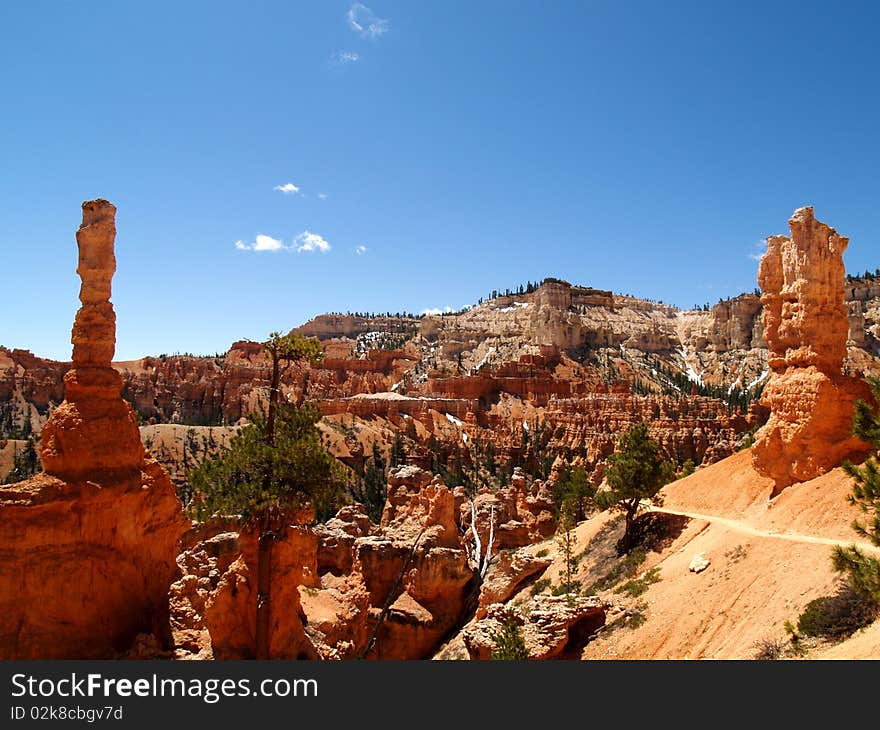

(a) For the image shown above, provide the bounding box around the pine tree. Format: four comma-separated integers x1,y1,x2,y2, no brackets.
490,617,529,660
389,432,404,468
2,437,39,484
599,423,673,552
552,465,597,523
352,442,388,523
556,502,579,601
187,332,339,660
834,377,880,602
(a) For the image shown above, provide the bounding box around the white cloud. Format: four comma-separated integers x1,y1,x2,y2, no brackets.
235,234,289,252
347,3,389,38
338,51,360,63
317,193,328,200
295,231,331,254
421,306,454,316
355,245,367,255
274,183,300,195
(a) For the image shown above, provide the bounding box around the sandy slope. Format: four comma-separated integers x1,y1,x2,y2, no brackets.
574,450,878,659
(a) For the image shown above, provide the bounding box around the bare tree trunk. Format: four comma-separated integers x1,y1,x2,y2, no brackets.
622,500,638,554
255,515,273,660
359,527,425,659
297,369,310,407
266,353,280,446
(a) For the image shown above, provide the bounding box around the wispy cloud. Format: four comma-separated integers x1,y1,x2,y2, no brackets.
747,239,766,261
421,306,454,316
295,231,331,254
355,245,367,255
334,51,360,64
347,3,389,38
317,192,328,200
274,183,300,195
235,234,289,252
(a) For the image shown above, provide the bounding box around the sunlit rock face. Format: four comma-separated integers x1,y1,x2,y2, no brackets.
0,200,186,659
752,206,872,492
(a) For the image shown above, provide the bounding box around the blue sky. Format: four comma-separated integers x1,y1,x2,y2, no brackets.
2,1,878,360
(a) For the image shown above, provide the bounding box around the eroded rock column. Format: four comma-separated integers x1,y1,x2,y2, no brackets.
40,200,144,481
752,206,871,492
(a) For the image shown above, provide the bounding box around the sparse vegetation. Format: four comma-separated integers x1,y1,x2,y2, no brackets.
531,577,551,596
677,459,695,479
603,603,648,634
0,396,33,441
725,544,749,564
614,567,662,598
490,618,529,660
752,637,785,661
555,504,580,599
585,548,648,595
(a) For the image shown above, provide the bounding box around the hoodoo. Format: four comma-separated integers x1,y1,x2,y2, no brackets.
39,199,145,479
752,206,872,492
0,200,187,659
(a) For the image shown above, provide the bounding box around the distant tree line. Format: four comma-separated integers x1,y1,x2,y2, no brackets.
846,268,880,282
327,311,424,320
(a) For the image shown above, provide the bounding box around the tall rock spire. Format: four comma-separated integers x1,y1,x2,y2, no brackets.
0,198,187,659
752,206,871,492
39,199,145,481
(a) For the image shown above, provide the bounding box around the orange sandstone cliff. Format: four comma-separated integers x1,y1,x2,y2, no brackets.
752,206,872,492
0,200,187,659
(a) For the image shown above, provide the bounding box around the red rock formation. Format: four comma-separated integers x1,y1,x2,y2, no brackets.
40,201,145,481
752,206,872,491
460,595,607,660
172,468,477,660
355,466,473,659
299,572,371,660
476,547,552,619
169,531,242,659
544,394,749,470
170,511,327,661
0,347,66,415
457,469,556,552
319,393,478,422
0,199,186,659
205,519,320,660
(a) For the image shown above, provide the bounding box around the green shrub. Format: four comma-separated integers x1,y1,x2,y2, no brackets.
604,603,647,633
490,618,529,660
796,584,878,640
585,548,647,594
530,578,551,596
614,567,661,598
